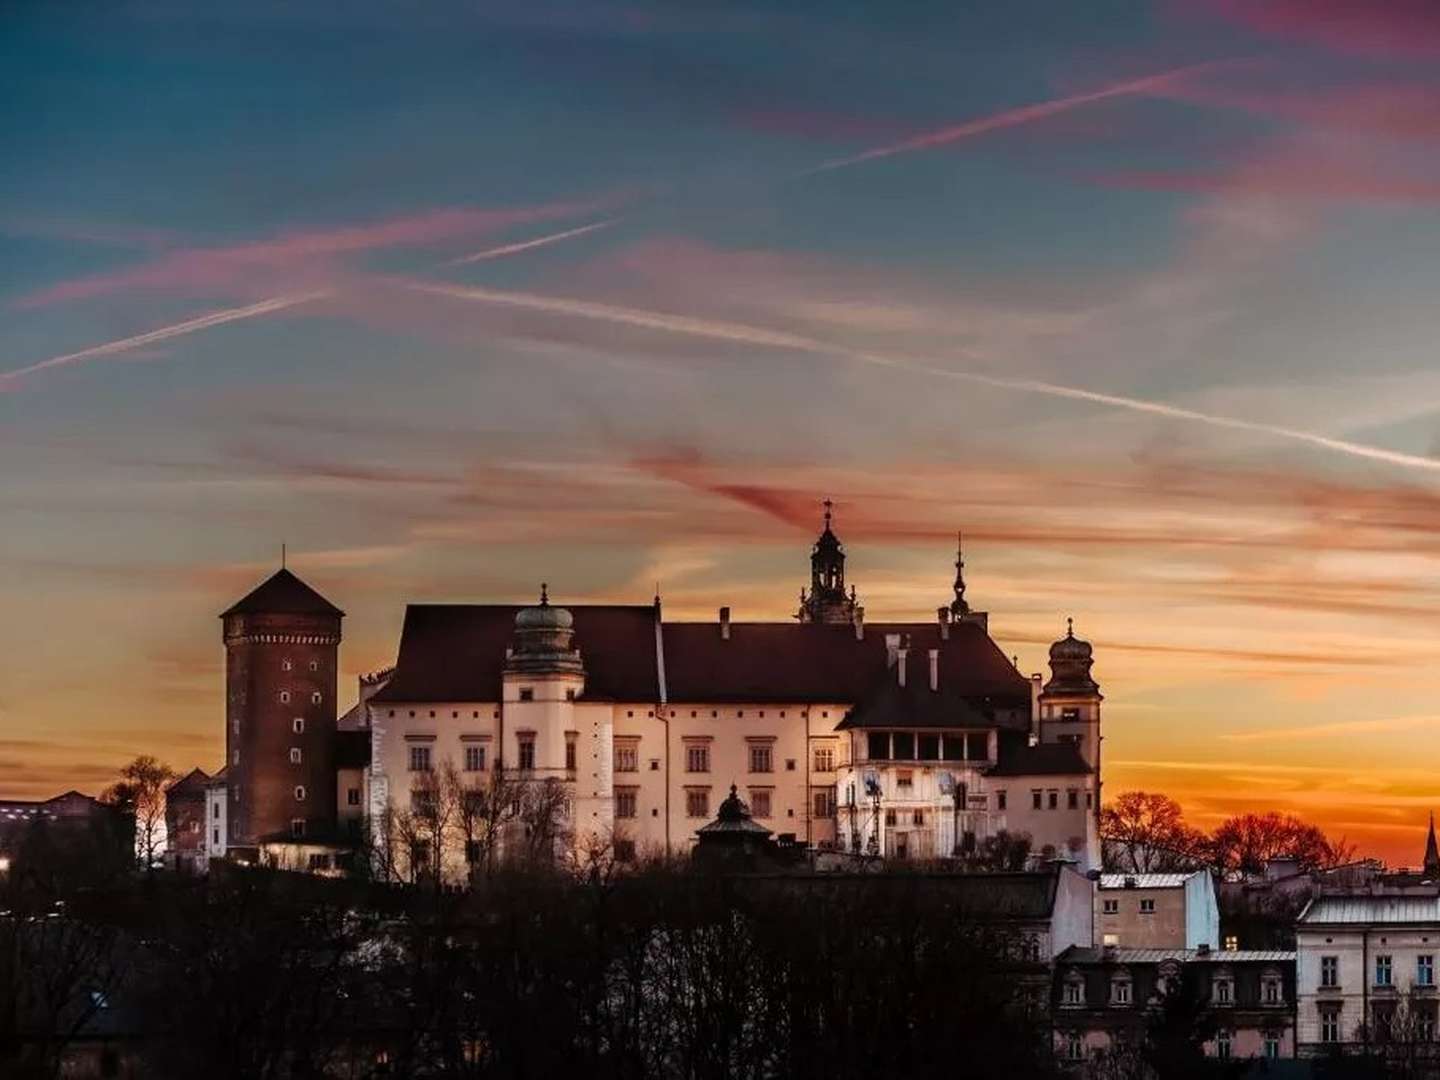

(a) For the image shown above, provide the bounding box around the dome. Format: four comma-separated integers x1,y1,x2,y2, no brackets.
514,583,574,631
1049,618,1092,662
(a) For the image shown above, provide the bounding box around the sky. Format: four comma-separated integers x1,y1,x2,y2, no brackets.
6,0,1440,865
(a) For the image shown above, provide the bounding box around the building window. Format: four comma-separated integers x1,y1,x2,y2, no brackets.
892,732,915,760
996,790,1007,811
885,809,897,826
748,743,773,773
814,746,835,772
1263,976,1282,1004
292,717,304,734
518,687,534,702
1420,1010,1436,1043
1214,977,1233,1005
896,770,913,790
686,744,710,773
1215,1031,1231,1059
912,809,925,827
1047,789,1059,810
279,690,291,704
1112,979,1132,1006
1224,934,1239,951
291,818,305,838
213,828,220,845
1421,955,1435,987
347,787,361,806
294,786,306,801
1103,899,1119,914
867,732,889,760
1139,899,1156,914
1263,1035,1280,1059
813,788,835,818
309,659,318,672
282,659,293,671
615,789,637,819
1061,706,1080,721
1321,956,1338,988
1031,789,1042,810
1321,1006,1340,1043
310,691,322,705
750,790,772,818
289,747,302,764
565,736,577,772
464,745,486,772
685,789,709,818
408,745,432,772
1377,955,1393,987
1063,980,1084,1006
615,742,639,772
1067,788,1078,809
232,750,240,766
1065,1031,1083,1061
518,737,536,772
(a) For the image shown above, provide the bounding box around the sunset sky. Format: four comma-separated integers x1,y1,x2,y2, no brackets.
6,1,1440,864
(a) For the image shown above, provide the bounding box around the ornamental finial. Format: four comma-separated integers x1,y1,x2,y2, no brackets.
540,582,549,606
822,497,833,530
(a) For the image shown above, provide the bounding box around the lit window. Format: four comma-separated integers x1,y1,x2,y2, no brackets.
464,745,486,772
408,745,432,772
290,747,302,764
685,789,709,818
615,789,637,819
291,818,305,838
294,786,306,801
750,790,772,818
814,746,835,772
310,691,322,705
615,742,639,772
1224,934,1238,951
518,737,535,771
685,744,710,773
279,691,291,704
748,743,773,773
292,718,304,734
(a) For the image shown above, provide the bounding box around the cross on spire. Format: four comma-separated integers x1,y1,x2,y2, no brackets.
950,530,970,616
822,497,833,531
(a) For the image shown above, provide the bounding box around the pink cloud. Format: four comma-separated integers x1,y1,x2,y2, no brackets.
1199,0,1440,56
15,198,617,309
1096,160,1440,204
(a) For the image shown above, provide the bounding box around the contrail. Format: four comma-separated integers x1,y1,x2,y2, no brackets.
413,280,1440,474
0,291,329,390
806,60,1223,174
446,220,615,265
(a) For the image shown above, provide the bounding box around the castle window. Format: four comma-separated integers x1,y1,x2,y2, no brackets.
518,688,534,702
685,789,710,818
615,741,639,772
464,745,486,772
1047,789,1059,810
347,788,361,806
292,718,304,734
1139,899,1156,914
309,660,318,672
279,691,291,704
311,692,322,705
615,788,637,819
566,688,576,702
408,745,432,772
685,744,710,773
814,746,835,772
748,743,773,773
1067,789,1079,809
282,659,292,671
294,786,307,802
565,736,577,772
289,748,302,764
750,789,772,818
813,788,835,817
518,736,536,772
291,818,305,838
996,790,1007,811
1061,707,1080,721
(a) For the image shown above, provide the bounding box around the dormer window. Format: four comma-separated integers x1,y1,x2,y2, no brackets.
1213,974,1234,1006
1063,978,1085,1006
1111,978,1132,1006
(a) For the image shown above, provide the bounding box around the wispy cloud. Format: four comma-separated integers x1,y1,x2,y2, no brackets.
1197,0,1440,57
446,220,615,265
1222,714,1440,742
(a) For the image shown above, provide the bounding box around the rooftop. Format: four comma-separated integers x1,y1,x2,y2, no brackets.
1299,894,1440,926
1061,946,1294,965
1098,872,1204,890
221,568,344,618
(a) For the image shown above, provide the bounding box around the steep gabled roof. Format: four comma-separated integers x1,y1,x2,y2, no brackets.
165,768,211,796
221,568,344,618
836,643,1030,731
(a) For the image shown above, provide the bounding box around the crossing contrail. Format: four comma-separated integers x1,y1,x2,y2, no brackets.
446,220,615,265
806,60,1225,174
411,280,1440,474
0,291,330,390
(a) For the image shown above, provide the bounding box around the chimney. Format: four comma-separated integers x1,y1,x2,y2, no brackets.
928,648,939,692
885,633,901,667
897,647,908,687
937,607,950,641
719,606,731,640
853,608,864,641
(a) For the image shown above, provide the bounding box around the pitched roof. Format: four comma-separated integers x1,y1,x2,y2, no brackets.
1060,946,1294,965
1299,894,1440,926
371,604,659,703
221,568,344,618
165,767,211,796
987,735,1092,776
664,618,1030,708
836,644,1030,731
371,606,1034,708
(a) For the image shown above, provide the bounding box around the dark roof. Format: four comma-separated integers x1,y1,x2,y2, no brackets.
165,767,211,796
221,568,344,618
663,618,1030,707
836,644,1030,731
371,605,659,703
985,733,1090,776
336,729,371,769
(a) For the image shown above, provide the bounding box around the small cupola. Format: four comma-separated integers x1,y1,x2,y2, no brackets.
505,583,584,676
1044,617,1099,693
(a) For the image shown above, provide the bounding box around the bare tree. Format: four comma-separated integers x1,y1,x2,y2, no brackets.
1101,791,1208,873
446,763,518,878
1207,811,1355,876
100,755,176,871
517,778,572,866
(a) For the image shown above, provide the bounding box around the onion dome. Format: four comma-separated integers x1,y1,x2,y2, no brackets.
505,583,584,675
1044,617,1100,694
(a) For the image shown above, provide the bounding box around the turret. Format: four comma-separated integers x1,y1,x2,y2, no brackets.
796,499,864,625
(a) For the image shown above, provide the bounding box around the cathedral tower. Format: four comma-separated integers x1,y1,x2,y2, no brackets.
797,499,863,625
221,567,343,852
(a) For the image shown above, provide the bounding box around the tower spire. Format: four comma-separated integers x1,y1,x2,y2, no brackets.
1425,813,1439,880
950,530,970,616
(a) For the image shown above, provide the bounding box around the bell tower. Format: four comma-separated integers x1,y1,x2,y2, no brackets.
1038,618,1103,845
797,499,863,625
221,566,343,854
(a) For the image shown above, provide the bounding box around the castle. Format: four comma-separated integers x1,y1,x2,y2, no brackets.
205,503,1103,878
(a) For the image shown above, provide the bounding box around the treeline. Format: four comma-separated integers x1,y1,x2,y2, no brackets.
1101,790,1356,875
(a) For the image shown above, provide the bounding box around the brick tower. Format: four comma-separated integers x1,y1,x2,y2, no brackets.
221,567,343,852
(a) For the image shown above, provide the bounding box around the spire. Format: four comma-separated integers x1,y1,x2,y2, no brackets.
950,531,970,616
797,497,861,624
539,582,549,606
1067,616,1074,638
823,497,833,532
1425,813,1440,879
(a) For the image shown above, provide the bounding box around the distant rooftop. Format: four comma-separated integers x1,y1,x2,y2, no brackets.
221,568,344,618
1300,894,1440,926
1062,946,1294,965
1099,872,1204,890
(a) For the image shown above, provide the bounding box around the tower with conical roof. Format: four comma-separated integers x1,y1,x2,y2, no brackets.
796,499,863,625
1425,814,1440,880
221,566,343,854
1038,617,1103,851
